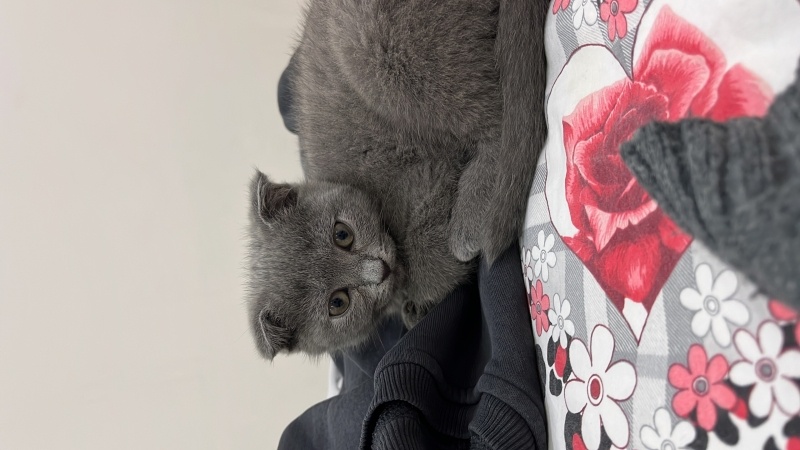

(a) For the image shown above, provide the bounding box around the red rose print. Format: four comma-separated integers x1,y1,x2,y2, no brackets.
553,0,571,14
599,0,637,40
560,7,772,317
668,344,736,431
530,279,551,336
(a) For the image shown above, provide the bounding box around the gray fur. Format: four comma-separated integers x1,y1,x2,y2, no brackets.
247,0,548,359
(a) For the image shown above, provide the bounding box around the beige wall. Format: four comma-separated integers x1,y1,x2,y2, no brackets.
0,1,329,448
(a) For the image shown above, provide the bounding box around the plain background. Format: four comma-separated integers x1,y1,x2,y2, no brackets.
0,1,330,448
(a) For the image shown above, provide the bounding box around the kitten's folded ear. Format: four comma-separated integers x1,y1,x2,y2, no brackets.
256,310,295,360
250,170,298,226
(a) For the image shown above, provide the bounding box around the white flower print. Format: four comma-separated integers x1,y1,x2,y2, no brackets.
531,230,557,282
729,321,800,417
572,0,598,29
640,407,696,450
565,325,636,450
522,248,535,292
679,264,749,347
547,293,575,348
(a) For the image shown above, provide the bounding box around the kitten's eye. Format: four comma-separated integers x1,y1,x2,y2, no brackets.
332,222,354,249
329,290,350,316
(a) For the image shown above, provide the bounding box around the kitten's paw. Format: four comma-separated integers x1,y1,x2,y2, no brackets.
449,211,481,263
449,159,493,262
401,300,430,329
479,197,525,265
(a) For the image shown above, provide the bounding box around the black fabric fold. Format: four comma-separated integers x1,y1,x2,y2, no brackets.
277,53,299,135
277,245,548,450
277,317,406,450
360,245,548,450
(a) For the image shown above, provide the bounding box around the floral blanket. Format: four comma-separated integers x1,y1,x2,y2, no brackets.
520,1,800,449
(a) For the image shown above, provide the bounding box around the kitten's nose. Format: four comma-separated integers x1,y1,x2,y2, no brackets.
381,260,391,282
361,258,391,285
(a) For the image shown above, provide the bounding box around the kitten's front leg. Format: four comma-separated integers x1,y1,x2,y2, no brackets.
456,0,548,264
401,299,434,329
401,223,473,328
449,141,497,263
385,287,429,329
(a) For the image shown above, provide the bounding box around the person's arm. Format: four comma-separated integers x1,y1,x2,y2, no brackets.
621,60,800,306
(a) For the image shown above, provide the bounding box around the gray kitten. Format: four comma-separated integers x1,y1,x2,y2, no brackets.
248,0,548,359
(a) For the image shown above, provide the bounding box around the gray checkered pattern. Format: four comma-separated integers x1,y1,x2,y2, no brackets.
521,3,800,447
546,0,654,96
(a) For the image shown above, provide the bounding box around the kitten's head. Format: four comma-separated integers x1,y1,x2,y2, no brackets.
246,170,402,360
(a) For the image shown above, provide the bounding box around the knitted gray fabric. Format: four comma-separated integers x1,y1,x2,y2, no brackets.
621,60,800,306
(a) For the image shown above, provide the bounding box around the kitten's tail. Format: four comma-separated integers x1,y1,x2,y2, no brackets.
483,0,549,264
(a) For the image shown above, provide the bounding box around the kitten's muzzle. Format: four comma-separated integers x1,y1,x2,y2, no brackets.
381,260,391,282
361,258,392,285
